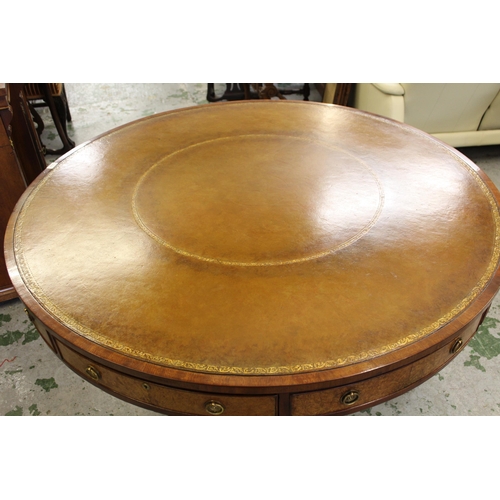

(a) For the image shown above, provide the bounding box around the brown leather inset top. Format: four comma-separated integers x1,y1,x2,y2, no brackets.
9,101,500,375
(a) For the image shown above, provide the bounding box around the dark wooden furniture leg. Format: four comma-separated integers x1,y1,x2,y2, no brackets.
278,83,310,100
62,84,72,122
207,84,311,102
39,83,75,155
207,83,251,102
29,102,45,137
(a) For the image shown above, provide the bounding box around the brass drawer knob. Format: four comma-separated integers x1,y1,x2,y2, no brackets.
85,365,101,381
450,338,463,354
205,400,225,415
341,390,360,406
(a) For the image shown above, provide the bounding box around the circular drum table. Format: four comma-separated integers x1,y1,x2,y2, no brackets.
6,101,500,416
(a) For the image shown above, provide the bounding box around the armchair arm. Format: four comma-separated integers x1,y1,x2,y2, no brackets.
354,83,405,122
371,83,405,96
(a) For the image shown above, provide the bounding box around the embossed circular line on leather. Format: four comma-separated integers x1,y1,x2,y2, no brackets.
132,134,385,266
12,119,500,375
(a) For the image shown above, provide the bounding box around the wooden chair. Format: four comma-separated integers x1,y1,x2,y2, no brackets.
207,83,311,102
24,83,75,155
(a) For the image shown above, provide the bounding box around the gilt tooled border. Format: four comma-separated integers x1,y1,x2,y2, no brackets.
12,118,500,376
131,134,385,267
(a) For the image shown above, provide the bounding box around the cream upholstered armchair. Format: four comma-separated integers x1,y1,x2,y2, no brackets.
349,83,500,147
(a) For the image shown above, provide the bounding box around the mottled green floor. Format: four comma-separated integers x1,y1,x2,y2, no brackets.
2,84,500,416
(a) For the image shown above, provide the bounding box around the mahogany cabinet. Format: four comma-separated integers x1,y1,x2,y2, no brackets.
1,83,46,301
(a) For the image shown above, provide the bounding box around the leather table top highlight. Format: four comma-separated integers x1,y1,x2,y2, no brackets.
7,101,500,392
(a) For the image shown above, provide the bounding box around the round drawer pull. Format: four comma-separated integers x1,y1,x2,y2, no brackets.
85,365,101,381
142,383,151,391
205,400,225,415
450,338,463,354
341,390,360,406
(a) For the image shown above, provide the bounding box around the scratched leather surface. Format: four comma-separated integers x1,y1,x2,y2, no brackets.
12,101,500,374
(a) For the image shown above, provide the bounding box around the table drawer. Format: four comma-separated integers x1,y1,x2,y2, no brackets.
291,316,481,416
291,364,414,415
55,340,277,416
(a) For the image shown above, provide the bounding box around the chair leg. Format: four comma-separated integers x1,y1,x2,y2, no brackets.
61,84,72,122
302,83,310,101
28,102,45,136
40,83,75,155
